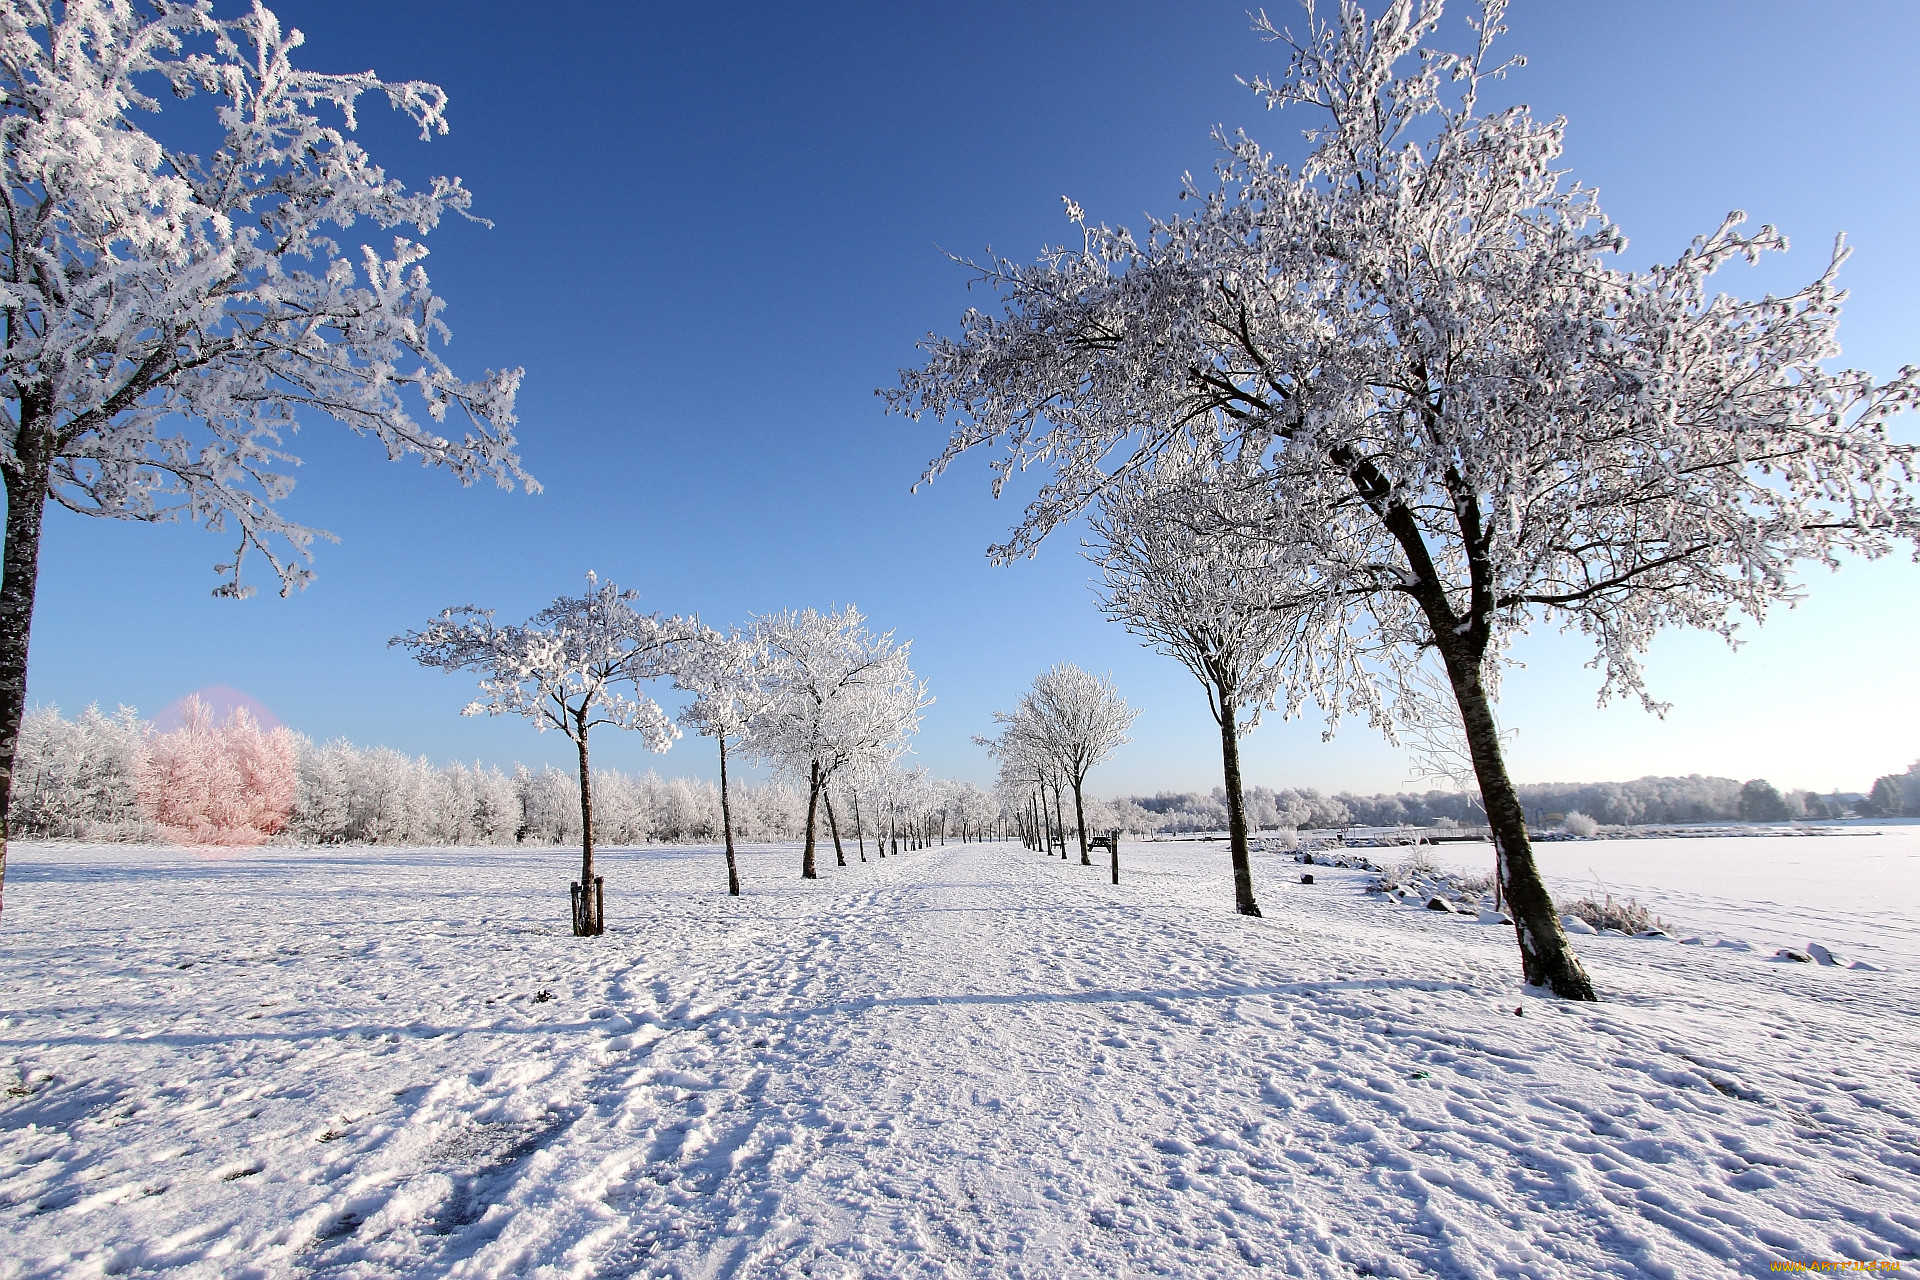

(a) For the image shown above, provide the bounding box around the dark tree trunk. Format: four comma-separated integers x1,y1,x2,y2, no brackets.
1438,640,1596,1000
1216,703,1262,918
718,733,740,896
1050,776,1068,862
825,791,846,866
852,792,866,860
574,722,602,935
1071,775,1090,865
0,413,51,927
802,759,821,879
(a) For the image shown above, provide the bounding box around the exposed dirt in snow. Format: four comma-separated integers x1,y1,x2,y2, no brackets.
1,838,1915,1278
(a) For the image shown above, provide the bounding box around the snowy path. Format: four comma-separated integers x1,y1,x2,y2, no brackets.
2,839,1917,1278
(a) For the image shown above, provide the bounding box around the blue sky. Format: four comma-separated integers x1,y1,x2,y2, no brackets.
26,0,1920,797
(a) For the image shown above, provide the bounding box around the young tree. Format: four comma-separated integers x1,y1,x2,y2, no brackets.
748,606,930,879
888,0,1919,998
0,1,530,921
1087,439,1297,915
675,626,767,896
1021,664,1137,868
393,575,696,935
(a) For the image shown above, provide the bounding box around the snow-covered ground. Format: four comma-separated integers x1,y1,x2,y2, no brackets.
1410,825,1920,967
2,836,1915,1278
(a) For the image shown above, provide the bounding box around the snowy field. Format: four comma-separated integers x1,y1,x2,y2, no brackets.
1411,825,1920,967
2,837,1916,1278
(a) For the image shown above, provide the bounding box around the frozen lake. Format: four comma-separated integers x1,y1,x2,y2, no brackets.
1394,824,1920,967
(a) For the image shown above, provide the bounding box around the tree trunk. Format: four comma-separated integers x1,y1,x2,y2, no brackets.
852,792,866,860
1050,776,1068,862
1216,703,1262,918
1439,644,1596,1000
0,418,51,928
575,723,600,935
802,759,821,879
825,791,846,866
1071,775,1090,865
718,733,739,897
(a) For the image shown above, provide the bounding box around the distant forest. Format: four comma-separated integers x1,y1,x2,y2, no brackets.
1113,760,1920,833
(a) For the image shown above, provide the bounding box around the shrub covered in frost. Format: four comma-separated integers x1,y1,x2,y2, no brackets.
1562,811,1600,838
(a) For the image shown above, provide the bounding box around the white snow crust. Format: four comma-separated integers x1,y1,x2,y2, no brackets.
2,837,1916,1277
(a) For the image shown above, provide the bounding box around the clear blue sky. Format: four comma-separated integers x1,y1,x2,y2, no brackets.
26,0,1920,797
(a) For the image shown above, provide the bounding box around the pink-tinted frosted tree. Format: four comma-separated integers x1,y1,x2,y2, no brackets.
137,697,296,845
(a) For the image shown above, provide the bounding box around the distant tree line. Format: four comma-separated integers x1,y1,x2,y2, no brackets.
7,702,815,847
1864,761,1920,818
1111,774,1876,833
8,702,1012,853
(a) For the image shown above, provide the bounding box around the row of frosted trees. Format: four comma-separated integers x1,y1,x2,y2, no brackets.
979,665,1138,883
12,696,1024,854
6,700,814,846
393,577,961,934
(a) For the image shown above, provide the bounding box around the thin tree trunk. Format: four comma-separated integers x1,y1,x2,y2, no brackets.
1071,775,1090,865
1050,775,1068,862
802,759,821,879
852,792,865,860
0,417,51,927
1440,644,1596,1000
1216,702,1262,918
575,721,599,935
825,791,846,866
718,733,739,897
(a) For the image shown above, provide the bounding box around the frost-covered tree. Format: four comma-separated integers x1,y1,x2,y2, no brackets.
137,696,295,844
888,0,1919,999
0,2,530,920
393,575,697,935
675,626,768,896
747,606,929,879
1019,664,1136,874
8,702,146,838
1088,437,1300,914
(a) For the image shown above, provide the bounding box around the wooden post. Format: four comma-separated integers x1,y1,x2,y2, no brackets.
1109,829,1120,886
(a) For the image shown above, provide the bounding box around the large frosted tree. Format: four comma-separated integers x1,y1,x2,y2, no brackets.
0,1,530,921
888,0,1919,999
394,575,698,936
